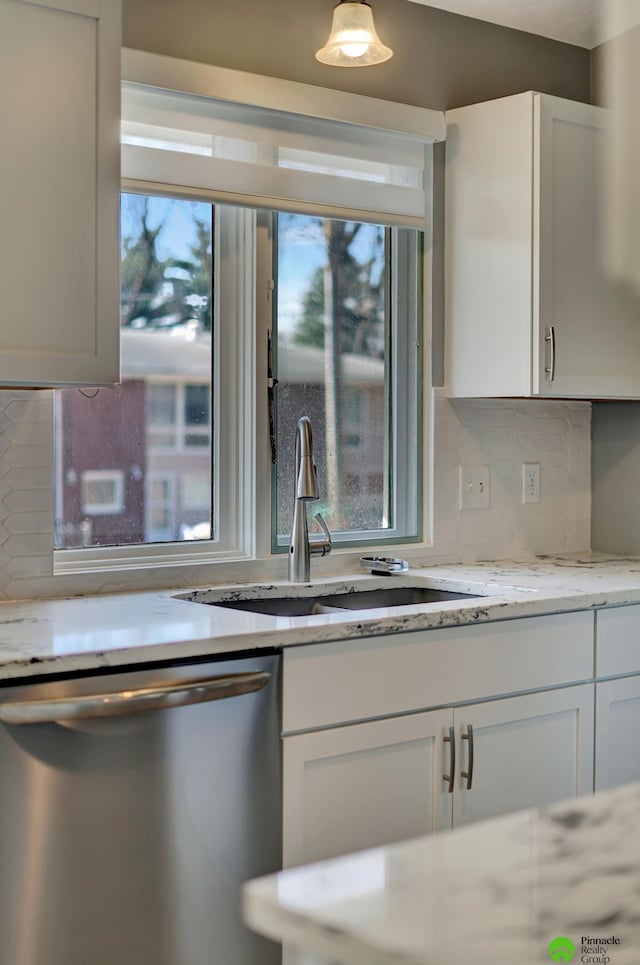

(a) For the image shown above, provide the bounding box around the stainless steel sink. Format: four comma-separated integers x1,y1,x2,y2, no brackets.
211,586,482,617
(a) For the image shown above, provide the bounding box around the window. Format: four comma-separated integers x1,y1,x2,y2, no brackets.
146,475,175,542
147,383,177,446
273,212,421,546
184,384,210,447
52,52,442,572
145,380,210,452
81,470,125,516
54,193,214,549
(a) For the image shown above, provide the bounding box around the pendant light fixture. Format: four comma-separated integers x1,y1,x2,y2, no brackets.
315,0,393,67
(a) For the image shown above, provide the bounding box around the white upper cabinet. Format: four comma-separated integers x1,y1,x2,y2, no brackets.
0,0,120,387
445,91,640,399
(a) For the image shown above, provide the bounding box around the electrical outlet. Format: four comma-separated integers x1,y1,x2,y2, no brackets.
459,465,490,510
522,463,540,504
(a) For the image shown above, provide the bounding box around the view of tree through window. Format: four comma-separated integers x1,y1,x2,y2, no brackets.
275,213,392,538
54,193,213,549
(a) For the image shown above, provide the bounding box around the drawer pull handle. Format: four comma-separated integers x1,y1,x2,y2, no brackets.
461,724,474,790
545,325,556,382
443,726,455,793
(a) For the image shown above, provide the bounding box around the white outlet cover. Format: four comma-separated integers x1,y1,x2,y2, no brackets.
522,463,540,504
459,465,490,510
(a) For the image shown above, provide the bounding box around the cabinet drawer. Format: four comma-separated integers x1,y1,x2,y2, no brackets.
283,611,593,733
596,606,640,677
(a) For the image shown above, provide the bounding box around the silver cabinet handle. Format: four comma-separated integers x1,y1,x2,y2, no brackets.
545,325,556,382
461,724,474,790
0,671,270,725
443,725,455,793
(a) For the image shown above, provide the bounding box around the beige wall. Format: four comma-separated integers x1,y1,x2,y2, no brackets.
590,29,640,554
123,0,590,110
591,24,640,106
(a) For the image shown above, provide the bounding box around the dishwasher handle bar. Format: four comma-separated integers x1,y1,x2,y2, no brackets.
0,671,271,724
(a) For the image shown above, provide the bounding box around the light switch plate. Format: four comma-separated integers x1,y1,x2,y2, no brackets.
459,465,490,510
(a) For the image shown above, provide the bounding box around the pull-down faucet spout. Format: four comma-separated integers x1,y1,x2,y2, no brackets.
288,416,332,582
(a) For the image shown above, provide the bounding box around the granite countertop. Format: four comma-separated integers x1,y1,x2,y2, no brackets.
243,781,640,965
1,551,640,680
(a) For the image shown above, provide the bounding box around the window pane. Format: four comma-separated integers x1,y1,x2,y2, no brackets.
147,431,177,449
81,471,125,516
54,193,214,548
274,211,421,544
275,213,392,538
183,473,210,508
150,478,171,501
185,433,210,448
184,384,210,425
147,383,177,425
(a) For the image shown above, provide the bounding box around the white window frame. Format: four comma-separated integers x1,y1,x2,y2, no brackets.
271,218,423,551
52,50,441,577
54,202,257,575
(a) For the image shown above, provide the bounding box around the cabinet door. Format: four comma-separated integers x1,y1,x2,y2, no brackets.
445,91,535,398
452,686,594,828
282,710,452,869
535,95,640,399
0,0,120,386
596,676,640,791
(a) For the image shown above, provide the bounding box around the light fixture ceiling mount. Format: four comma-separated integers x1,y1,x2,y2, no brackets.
315,0,393,67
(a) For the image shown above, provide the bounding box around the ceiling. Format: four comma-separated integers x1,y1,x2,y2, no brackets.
404,0,640,49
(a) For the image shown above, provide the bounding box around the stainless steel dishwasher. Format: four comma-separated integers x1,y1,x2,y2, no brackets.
0,651,281,965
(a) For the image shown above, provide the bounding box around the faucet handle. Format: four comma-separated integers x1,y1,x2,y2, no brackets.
310,512,332,557
313,512,331,541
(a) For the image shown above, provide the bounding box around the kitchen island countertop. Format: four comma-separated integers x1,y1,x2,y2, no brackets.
243,780,640,965
1,552,640,680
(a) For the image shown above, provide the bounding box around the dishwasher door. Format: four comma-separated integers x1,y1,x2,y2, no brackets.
0,652,281,965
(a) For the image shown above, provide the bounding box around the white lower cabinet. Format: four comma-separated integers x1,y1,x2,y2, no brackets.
452,686,595,828
282,709,452,868
595,676,640,791
282,684,595,868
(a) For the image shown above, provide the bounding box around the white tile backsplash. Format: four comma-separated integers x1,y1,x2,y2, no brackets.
433,394,591,560
0,389,591,600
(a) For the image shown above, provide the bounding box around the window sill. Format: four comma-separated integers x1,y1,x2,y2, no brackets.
52,538,435,581
53,541,253,576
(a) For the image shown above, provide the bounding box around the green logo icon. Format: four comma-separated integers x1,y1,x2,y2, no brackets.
548,937,576,962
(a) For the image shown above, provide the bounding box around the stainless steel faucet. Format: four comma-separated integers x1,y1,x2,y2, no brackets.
288,416,332,582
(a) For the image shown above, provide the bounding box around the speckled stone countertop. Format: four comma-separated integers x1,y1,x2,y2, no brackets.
1,551,640,681
243,781,640,965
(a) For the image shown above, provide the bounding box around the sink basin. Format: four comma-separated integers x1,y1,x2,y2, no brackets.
211,586,482,617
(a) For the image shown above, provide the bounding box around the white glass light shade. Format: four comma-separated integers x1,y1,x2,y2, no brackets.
315,1,393,67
